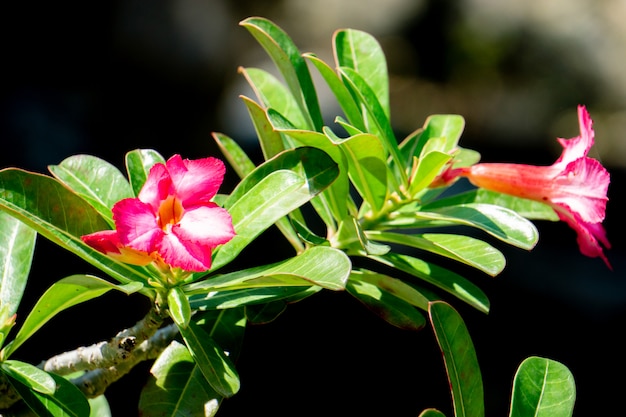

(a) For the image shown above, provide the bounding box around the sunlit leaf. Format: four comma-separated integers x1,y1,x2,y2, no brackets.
368,231,505,276
178,321,240,398
240,67,309,130
124,149,165,197
186,246,350,296
371,253,490,313
240,95,286,160
304,52,364,130
4,275,142,358
424,189,559,221
240,17,322,131
2,360,55,394
212,132,257,179
49,155,133,226
0,168,153,286
168,286,191,329
0,211,36,321
347,271,426,330
333,28,390,117
340,133,388,212
139,341,222,417
429,301,484,417
509,356,575,417
5,370,90,417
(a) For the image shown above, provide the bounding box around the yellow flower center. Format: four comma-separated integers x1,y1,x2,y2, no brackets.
157,195,184,233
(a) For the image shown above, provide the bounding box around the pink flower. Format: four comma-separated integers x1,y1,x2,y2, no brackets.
446,106,611,268
82,155,235,272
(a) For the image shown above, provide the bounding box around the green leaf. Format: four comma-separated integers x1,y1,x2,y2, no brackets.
2,360,56,394
419,409,447,417
178,321,240,398
419,204,539,250
189,286,312,310
371,253,490,313
168,286,191,329
124,149,166,197
88,396,111,417
0,211,36,321
340,133,388,213
304,52,365,130
211,148,338,271
400,115,465,165
240,17,323,131
408,151,452,196
277,128,351,225
139,340,223,417
424,189,559,221
4,275,142,358
241,67,309,130
212,132,257,179
5,370,90,417
367,231,505,276
429,301,484,417
48,154,133,225
240,95,287,160
186,246,350,295
0,168,153,286
346,272,426,331
333,29,390,117
509,356,576,417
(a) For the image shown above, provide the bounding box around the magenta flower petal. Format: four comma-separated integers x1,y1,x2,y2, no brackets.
138,163,172,210
81,230,154,266
156,233,212,272
113,198,162,253
450,106,611,267
174,205,235,248
165,155,225,206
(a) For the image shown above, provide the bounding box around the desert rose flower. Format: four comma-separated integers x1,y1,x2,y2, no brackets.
82,155,235,272
443,106,611,268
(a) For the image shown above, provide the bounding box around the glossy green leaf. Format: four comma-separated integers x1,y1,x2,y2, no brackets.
333,29,390,117
189,286,312,310
0,168,153,286
48,154,133,225
241,95,286,160
124,149,166,197
212,132,257,179
347,272,426,330
4,275,142,358
340,133,388,212
408,151,452,196
195,308,247,360
2,360,55,394
368,231,505,276
211,148,338,271
424,189,559,221
429,301,484,417
351,270,431,311
338,67,407,186
186,246,350,295
304,52,365,130
241,67,309,130
0,211,36,321
371,253,490,313
88,396,111,417
509,356,575,417
5,370,90,417
335,215,390,256
240,17,322,131
400,115,465,165
178,321,240,398
168,286,191,329
278,128,351,224
139,340,222,417
419,409,447,417
389,203,539,250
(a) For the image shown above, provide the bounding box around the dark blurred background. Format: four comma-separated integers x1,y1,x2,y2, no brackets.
2,0,625,415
